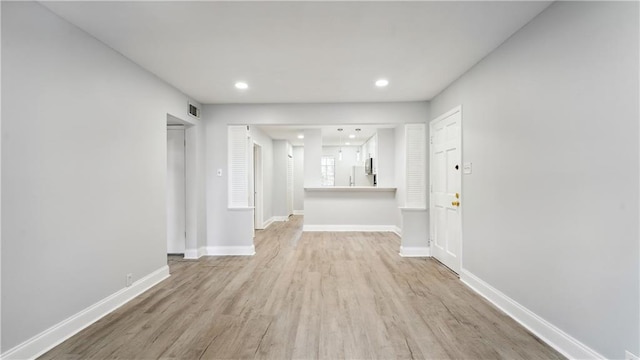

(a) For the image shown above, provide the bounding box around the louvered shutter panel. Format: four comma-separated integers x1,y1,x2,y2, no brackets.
405,124,427,208
228,125,249,208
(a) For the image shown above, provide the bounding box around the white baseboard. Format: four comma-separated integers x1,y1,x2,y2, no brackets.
303,224,398,232
460,269,605,360
2,266,170,360
184,248,198,259
392,226,402,237
205,245,255,256
626,351,640,360
262,217,275,229
293,210,304,215
184,247,207,259
272,216,289,222
399,246,431,257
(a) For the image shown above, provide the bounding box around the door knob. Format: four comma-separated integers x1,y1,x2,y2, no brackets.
455,193,460,199
452,201,460,206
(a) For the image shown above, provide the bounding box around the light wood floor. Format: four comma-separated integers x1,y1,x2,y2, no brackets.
41,216,563,359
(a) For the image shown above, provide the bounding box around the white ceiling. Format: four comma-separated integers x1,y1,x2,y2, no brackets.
257,124,394,147
43,1,551,105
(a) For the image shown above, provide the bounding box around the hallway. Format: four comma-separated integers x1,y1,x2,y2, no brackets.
40,217,562,359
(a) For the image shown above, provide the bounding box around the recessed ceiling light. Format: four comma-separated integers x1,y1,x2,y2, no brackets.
345,142,351,145
349,134,356,139
235,82,249,90
297,134,304,139
375,79,389,87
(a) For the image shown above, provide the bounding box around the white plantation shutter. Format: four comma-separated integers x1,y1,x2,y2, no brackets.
228,125,249,208
405,123,427,208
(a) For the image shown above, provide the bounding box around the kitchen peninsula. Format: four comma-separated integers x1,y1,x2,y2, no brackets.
302,127,400,232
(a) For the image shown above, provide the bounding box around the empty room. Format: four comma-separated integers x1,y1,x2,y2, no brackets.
1,1,639,359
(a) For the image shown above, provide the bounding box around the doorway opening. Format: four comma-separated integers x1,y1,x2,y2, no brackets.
167,124,186,255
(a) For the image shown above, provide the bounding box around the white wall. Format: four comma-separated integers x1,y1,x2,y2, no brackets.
376,128,395,187
430,2,639,358
303,129,323,188
1,1,203,352
394,125,406,228
187,120,208,253
304,191,398,228
292,146,304,212
272,140,290,218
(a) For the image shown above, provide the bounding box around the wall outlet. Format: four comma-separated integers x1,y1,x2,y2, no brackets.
126,273,133,287
626,351,640,360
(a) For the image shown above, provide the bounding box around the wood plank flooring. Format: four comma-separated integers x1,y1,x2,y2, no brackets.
40,216,563,359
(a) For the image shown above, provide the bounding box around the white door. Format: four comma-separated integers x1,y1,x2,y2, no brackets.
167,128,186,254
430,106,462,274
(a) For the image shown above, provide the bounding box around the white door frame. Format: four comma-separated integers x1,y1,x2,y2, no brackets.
253,142,264,230
167,114,198,259
429,105,463,273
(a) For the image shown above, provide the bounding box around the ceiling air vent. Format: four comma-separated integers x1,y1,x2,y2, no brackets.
188,102,200,119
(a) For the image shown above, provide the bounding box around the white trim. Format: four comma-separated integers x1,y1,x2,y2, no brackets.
303,224,398,232
228,207,254,211
399,246,431,257
205,245,255,256
392,226,402,237
460,269,605,360
197,246,207,258
184,248,198,259
252,141,264,235
261,216,275,229
272,215,289,222
293,210,304,215
399,207,427,212
1,266,170,360
184,246,208,259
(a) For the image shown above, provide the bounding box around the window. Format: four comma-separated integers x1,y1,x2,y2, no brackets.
321,156,335,186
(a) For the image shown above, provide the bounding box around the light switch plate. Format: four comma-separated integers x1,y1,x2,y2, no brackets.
463,162,472,174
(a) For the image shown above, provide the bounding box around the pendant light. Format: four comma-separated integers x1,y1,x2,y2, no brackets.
337,128,343,161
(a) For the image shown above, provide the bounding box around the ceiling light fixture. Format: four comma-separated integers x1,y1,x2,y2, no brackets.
235,82,249,90
345,142,351,145
297,134,304,139
375,79,389,87
349,134,356,139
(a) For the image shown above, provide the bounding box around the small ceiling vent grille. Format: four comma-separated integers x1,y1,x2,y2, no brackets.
188,102,200,119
